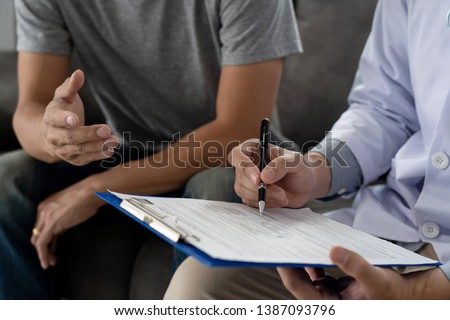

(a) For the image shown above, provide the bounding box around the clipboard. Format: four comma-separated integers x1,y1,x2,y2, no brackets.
96,192,440,269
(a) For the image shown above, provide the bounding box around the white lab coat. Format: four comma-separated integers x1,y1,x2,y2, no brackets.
328,0,450,262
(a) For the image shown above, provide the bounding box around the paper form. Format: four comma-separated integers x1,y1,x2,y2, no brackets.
110,191,438,267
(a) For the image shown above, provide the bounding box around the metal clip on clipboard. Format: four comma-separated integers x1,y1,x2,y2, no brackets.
120,197,200,243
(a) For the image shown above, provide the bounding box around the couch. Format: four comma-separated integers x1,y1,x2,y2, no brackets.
0,0,378,299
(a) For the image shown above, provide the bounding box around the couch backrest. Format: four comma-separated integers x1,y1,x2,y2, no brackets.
279,0,378,151
0,52,19,151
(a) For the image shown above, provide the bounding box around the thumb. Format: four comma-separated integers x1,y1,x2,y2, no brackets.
54,69,85,101
261,152,302,184
68,69,85,95
330,246,383,289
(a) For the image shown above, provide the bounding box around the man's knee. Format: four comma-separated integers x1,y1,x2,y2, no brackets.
165,257,294,300
0,150,39,225
183,167,240,202
164,257,219,299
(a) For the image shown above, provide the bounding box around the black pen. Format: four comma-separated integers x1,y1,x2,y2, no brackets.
258,118,270,215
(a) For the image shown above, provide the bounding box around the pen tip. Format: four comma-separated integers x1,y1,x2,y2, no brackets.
258,201,265,215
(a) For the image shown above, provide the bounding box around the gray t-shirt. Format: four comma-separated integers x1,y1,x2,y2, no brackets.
16,0,302,151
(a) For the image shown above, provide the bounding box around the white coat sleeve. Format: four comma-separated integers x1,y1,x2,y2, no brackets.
330,0,419,184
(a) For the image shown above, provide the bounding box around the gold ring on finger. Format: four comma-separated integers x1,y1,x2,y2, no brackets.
32,227,41,237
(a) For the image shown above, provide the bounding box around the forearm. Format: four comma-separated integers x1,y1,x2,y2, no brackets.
91,118,259,195
15,52,71,163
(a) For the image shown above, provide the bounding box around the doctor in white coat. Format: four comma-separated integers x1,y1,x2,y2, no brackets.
165,0,450,299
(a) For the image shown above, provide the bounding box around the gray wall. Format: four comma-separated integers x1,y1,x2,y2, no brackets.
0,0,15,51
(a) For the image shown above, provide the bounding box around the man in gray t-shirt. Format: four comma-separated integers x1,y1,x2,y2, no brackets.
0,0,301,298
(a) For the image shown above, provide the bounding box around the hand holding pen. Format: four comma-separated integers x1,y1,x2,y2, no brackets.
229,134,332,211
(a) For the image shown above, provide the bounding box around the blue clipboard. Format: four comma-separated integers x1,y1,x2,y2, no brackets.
96,192,441,269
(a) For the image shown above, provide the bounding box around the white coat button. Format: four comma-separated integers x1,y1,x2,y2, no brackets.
421,222,440,239
432,152,449,170
448,10,450,27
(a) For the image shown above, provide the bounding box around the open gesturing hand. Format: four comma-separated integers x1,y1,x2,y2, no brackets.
40,70,119,166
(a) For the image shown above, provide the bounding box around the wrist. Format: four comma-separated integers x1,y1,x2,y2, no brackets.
77,173,109,209
406,267,450,299
304,152,331,198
